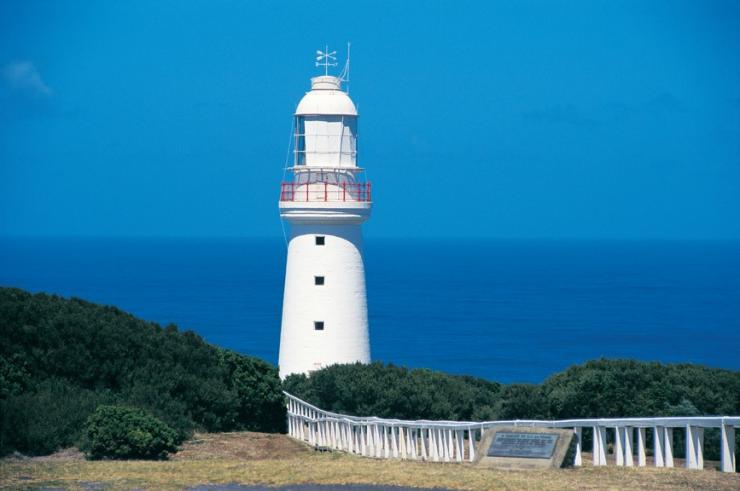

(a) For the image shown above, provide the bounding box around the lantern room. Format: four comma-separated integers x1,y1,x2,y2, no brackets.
280,70,370,207
294,75,358,168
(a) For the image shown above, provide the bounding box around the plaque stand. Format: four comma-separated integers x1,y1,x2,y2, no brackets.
474,426,575,470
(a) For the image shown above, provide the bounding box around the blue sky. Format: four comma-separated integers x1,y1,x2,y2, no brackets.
1,1,738,239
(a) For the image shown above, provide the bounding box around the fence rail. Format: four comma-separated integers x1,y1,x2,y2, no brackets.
284,391,738,472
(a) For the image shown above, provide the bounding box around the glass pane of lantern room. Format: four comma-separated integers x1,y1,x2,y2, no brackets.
304,116,343,166
302,117,319,165
340,116,357,167
295,116,306,166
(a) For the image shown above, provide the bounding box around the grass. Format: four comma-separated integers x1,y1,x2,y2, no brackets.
1,432,738,490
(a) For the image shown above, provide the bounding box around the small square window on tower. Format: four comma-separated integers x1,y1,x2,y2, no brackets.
314,321,324,331
315,236,325,246
314,276,325,285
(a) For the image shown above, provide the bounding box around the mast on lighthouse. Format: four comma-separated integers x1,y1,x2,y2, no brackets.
277,46,372,380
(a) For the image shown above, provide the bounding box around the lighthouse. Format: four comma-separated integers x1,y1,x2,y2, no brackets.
277,48,372,379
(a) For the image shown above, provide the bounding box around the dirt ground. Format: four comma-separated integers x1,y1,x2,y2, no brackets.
172,432,310,461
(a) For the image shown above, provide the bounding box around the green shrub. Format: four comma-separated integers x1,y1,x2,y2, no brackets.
0,287,286,456
219,349,286,433
540,359,740,419
283,362,502,421
0,378,113,456
82,405,179,460
286,360,740,424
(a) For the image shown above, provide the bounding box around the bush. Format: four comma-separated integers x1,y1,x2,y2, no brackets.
285,359,740,424
284,362,502,421
82,405,179,460
0,287,286,456
0,378,113,456
220,349,286,433
540,359,740,419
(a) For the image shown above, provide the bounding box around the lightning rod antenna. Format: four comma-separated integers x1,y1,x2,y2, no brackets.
336,42,351,93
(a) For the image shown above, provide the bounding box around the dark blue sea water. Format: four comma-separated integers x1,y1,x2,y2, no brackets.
1,238,738,383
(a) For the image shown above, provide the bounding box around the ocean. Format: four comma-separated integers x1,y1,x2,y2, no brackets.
1,238,738,383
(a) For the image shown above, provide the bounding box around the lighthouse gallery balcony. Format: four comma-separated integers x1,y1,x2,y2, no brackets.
280,181,372,203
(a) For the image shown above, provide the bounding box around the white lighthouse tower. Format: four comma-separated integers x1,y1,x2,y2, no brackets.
277,48,372,379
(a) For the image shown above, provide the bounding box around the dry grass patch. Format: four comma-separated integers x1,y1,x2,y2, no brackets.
1,432,739,491
172,431,309,461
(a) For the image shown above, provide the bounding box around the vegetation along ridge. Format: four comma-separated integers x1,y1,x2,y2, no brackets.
1,286,738,463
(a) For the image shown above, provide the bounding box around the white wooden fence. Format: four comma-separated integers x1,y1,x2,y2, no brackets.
284,392,738,473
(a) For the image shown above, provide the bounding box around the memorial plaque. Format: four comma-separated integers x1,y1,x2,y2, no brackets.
474,427,574,470
487,432,559,459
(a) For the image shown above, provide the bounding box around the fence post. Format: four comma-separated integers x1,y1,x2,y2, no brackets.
654,427,665,466
286,400,292,437
403,426,410,459
370,424,377,457
407,428,414,459
721,423,736,473
436,428,442,461
624,427,634,467
391,426,399,458
377,424,384,458
455,430,464,462
593,426,607,466
421,428,428,460
402,426,408,459
431,428,439,461
685,425,704,470
382,425,389,458
574,427,582,466
415,428,422,459
360,425,367,456
637,427,647,467
410,428,418,460
442,429,450,462
298,405,304,441
615,427,624,466
665,428,674,468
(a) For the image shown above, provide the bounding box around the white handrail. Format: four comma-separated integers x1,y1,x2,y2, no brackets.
283,391,738,472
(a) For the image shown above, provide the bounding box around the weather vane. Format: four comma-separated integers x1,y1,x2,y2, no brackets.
315,45,337,76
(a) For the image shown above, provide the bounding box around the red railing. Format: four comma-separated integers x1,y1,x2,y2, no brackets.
280,182,372,202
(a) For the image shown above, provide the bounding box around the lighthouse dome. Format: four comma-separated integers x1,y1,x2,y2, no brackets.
295,76,357,116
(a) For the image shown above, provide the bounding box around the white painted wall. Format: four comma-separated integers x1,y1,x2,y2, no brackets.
278,222,371,379
278,73,371,379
